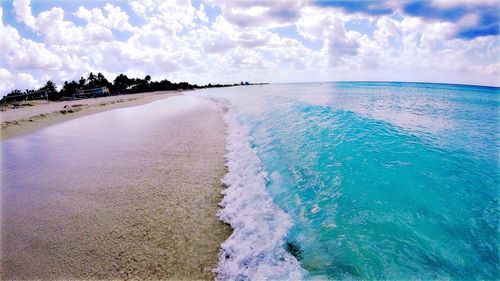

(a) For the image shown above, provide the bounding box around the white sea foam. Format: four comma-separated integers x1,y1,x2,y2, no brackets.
212,98,304,281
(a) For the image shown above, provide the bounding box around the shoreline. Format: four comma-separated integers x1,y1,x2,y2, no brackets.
1,94,232,279
209,98,304,280
0,90,184,140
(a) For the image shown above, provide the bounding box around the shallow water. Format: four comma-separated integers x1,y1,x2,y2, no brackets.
195,82,499,280
1,96,230,279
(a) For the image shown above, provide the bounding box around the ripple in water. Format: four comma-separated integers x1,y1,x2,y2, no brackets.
194,82,499,280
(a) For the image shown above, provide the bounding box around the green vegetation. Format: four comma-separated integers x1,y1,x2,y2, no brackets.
2,72,237,103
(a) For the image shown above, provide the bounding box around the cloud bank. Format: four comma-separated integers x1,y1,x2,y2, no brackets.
0,0,498,94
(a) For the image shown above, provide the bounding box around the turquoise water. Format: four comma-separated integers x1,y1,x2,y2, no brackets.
195,82,499,280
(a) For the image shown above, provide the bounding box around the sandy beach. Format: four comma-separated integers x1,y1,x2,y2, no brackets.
0,91,184,140
1,94,231,279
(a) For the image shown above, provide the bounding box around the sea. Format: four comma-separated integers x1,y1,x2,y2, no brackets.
193,82,499,280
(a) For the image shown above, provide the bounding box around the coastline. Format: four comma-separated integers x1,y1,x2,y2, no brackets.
214,99,304,280
190,91,305,280
1,94,232,279
0,90,183,140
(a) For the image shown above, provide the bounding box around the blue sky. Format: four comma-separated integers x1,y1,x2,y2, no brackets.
0,0,499,94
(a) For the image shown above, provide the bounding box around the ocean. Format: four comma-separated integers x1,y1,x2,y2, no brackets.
193,82,499,280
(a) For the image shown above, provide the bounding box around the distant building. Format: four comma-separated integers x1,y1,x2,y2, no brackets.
74,87,109,98
2,89,48,103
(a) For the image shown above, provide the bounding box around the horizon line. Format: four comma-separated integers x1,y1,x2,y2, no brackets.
268,80,500,89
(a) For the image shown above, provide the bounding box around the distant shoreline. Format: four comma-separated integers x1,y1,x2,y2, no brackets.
0,90,184,140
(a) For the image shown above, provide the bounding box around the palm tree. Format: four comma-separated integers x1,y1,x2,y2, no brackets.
41,80,59,100
113,74,132,93
60,80,79,98
78,77,86,88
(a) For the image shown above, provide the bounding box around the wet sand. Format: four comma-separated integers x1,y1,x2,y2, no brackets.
0,91,183,141
1,95,231,279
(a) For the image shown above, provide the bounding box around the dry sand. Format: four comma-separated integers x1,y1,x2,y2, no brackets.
1,95,232,280
0,91,183,140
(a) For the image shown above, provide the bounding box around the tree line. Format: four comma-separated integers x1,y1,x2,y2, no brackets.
2,72,237,102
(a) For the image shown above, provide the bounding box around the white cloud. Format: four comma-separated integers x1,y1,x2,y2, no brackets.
266,36,312,69
129,0,197,33
0,68,39,93
74,4,135,32
195,25,236,53
1,9,62,71
196,3,209,23
103,4,135,31
296,6,329,41
12,0,36,29
6,38,62,70
326,18,360,66
74,6,92,22
37,7,85,45
374,16,400,47
210,0,304,28
0,12,22,55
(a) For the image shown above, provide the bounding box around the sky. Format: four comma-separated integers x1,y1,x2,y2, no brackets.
0,0,499,95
